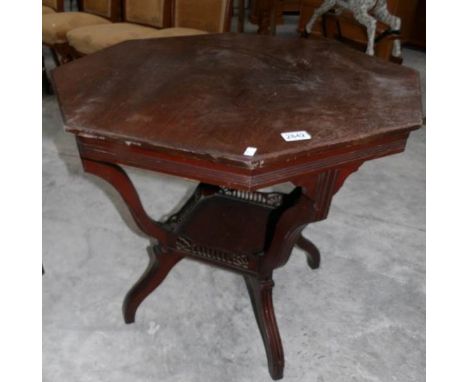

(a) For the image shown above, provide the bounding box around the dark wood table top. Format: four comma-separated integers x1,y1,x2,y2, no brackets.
54,33,422,189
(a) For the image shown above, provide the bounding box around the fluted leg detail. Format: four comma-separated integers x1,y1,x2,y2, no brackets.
244,275,284,380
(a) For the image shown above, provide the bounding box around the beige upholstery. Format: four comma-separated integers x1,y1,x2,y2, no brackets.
83,0,112,19
150,27,208,38
42,6,56,14
174,0,230,33
65,0,225,56
67,23,207,55
43,12,110,45
125,0,166,28
43,0,59,10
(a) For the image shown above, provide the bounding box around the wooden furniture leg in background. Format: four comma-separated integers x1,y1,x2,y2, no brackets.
256,0,280,35
238,0,245,33
270,0,279,35
42,56,53,95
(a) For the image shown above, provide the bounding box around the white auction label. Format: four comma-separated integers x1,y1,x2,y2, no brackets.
243,147,257,156
281,131,311,142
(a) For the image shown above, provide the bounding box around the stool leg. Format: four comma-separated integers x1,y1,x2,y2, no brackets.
42,56,53,95
244,274,284,380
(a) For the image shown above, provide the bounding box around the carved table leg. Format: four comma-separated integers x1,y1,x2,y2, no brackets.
244,274,284,380
123,246,183,323
78,156,363,380
80,158,180,323
296,234,321,270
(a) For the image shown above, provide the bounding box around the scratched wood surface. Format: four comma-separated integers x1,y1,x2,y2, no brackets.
53,33,422,170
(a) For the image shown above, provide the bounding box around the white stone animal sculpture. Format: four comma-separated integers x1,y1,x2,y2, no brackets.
305,0,402,57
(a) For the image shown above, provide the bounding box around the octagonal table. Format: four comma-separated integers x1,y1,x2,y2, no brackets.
53,33,422,380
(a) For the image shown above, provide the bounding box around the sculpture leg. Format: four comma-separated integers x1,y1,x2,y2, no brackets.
305,0,336,34
244,275,284,380
373,0,402,57
123,246,183,324
352,9,377,55
296,234,321,270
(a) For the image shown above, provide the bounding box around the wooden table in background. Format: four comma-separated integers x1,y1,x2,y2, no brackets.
53,34,423,380
248,0,302,34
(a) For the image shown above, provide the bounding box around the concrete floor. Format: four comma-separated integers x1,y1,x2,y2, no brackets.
43,14,425,382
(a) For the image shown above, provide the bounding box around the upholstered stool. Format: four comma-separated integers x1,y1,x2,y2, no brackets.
42,0,120,64
42,6,56,14
42,0,63,12
68,24,206,55
67,0,232,56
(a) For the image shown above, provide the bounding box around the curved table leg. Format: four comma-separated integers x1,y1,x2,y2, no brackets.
123,246,183,324
296,234,321,270
244,275,284,380
81,158,171,242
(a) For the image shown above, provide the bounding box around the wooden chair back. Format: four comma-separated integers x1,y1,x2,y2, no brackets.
173,0,232,33
80,0,121,21
123,0,173,28
43,0,65,12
